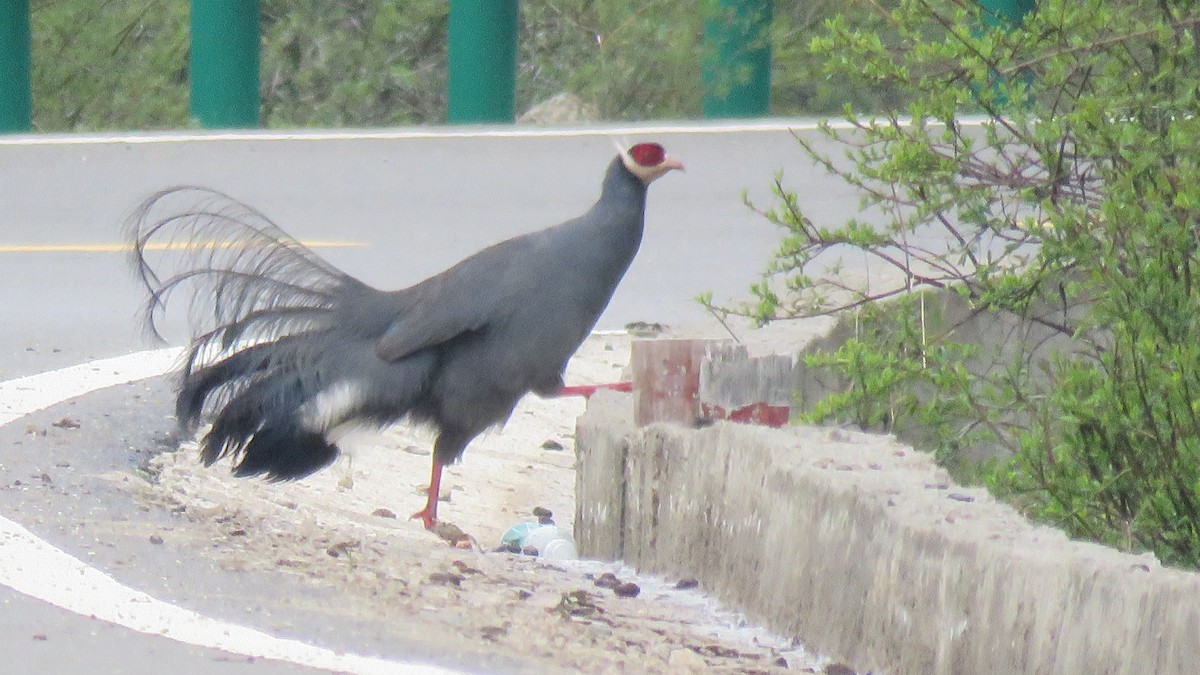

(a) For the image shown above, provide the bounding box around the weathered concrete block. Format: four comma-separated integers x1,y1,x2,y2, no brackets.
700,343,796,408
699,343,795,427
573,390,634,560
631,339,795,428
631,339,727,427
575,394,1200,674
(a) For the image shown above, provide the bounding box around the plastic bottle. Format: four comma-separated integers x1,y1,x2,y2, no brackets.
499,522,578,560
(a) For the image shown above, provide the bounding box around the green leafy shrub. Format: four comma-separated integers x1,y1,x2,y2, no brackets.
716,0,1200,567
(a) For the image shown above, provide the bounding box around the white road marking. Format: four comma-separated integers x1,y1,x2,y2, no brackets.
0,116,991,147
0,348,183,426
0,349,461,674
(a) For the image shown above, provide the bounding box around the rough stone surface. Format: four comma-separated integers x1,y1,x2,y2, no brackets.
700,343,797,409
576,394,1200,674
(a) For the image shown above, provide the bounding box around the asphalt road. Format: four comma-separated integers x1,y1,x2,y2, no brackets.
0,121,862,673
0,121,865,380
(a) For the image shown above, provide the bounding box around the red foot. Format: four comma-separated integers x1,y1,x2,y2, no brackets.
557,381,633,399
411,505,437,531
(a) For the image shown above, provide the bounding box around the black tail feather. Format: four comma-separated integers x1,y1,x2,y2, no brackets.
127,187,361,478
225,426,339,481
197,368,339,480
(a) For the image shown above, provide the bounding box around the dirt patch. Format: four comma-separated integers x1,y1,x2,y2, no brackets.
129,329,831,673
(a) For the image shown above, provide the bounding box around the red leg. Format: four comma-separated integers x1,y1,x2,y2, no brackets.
411,459,443,530
556,381,633,399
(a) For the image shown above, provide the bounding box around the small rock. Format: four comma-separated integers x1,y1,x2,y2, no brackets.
480,625,507,641
674,578,699,590
452,560,482,575
148,534,164,545
593,572,620,589
372,508,397,519
32,633,47,641
337,475,354,489
625,321,666,337
825,663,857,675
428,572,465,587
229,529,247,537
402,445,430,456
432,521,469,547
551,590,602,619
774,656,789,668
702,645,744,658
667,648,707,672
613,581,640,598
326,541,358,558
518,92,597,125
532,506,554,524
51,417,81,430
540,439,564,451
948,492,975,503
521,545,539,557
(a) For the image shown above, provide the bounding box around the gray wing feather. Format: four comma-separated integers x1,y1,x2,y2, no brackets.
374,236,537,362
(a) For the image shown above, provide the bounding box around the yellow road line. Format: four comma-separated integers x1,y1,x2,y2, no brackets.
0,240,365,253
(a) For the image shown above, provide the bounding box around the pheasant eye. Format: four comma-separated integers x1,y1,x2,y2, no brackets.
628,143,665,167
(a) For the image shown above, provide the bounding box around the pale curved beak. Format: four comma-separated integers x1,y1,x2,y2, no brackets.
663,156,685,172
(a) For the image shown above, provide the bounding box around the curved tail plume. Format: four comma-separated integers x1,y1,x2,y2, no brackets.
126,187,366,476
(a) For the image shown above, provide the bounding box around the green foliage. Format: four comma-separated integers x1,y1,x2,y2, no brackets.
259,0,448,127
727,0,1200,567
28,0,915,131
518,1,705,120
771,1,915,114
31,0,189,131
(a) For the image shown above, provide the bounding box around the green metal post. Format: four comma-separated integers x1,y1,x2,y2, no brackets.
974,0,1036,106
977,0,1036,28
702,0,773,119
0,0,32,133
447,0,518,124
190,0,260,128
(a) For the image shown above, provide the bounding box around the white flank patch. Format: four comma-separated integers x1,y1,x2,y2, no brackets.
303,381,366,433
0,349,464,674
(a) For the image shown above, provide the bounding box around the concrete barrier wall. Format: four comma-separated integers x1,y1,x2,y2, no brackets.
575,391,1200,674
